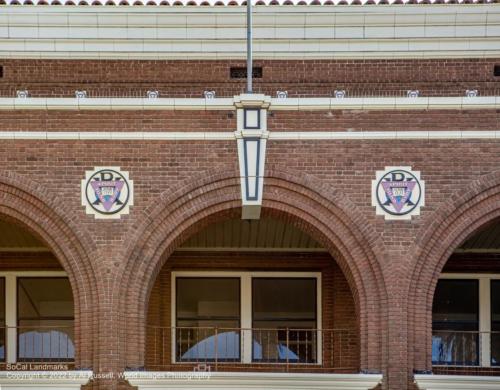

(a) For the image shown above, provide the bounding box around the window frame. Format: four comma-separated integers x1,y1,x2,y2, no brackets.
0,271,68,364
171,271,322,365
16,276,75,363
436,273,500,368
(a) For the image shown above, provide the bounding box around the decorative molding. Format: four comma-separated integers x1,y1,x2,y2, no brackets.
204,91,216,99
234,94,270,220
466,89,479,97
1,5,500,60
81,167,134,219
0,130,500,141
15,90,29,99
75,90,87,99
270,96,500,110
0,0,494,5
372,166,425,221
124,371,383,390
3,96,500,111
414,374,500,390
334,90,346,99
407,90,420,98
146,90,159,99
0,97,235,111
0,370,93,389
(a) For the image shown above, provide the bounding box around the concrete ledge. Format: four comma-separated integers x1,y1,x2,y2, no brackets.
0,130,499,141
0,370,93,389
124,371,383,390
2,97,500,111
415,374,500,390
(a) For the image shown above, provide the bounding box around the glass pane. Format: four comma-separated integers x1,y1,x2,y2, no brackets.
432,279,479,366
176,278,240,321
253,278,316,322
491,280,500,366
176,278,240,362
252,278,317,363
176,321,240,362
18,320,74,361
17,278,74,362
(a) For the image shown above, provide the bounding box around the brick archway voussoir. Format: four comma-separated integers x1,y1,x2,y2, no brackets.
119,168,388,375
406,170,500,372
0,173,98,369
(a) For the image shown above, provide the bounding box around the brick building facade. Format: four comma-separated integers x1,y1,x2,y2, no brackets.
0,2,499,390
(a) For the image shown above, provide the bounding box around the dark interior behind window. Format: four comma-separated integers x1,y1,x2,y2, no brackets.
17,277,74,362
176,277,240,362
432,279,479,366
252,278,317,363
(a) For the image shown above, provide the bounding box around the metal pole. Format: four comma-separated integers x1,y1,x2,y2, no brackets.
246,0,253,93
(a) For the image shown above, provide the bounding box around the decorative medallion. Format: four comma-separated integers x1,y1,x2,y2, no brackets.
81,167,133,219
334,90,346,99
407,90,420,98
372,166,425,220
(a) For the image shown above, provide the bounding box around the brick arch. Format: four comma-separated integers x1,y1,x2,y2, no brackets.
0,171,99,368
118,168,388,374
407,170,500,372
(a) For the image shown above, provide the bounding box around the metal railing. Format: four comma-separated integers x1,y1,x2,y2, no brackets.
432,330,500,367
0,325,75,363
146,326,358,372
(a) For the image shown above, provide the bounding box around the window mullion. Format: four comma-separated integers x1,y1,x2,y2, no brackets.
479,277,491,367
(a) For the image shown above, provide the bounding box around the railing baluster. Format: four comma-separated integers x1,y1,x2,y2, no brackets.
330,329,333,368
214,327,218,371
286,328,289,370
305,330,309,363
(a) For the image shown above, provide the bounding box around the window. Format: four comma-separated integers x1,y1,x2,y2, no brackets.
432,275,500,367
173,272,321,364
432,279,479,365
252,278,317,363
175,277,240,362
17,278,74,362
492,281,500,366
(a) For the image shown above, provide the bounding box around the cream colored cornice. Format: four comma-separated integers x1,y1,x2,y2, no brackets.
0,130,499,140
0,371,93,389
415,374,500,390
1,96,500,111
1,5,500,59
124,371,383,390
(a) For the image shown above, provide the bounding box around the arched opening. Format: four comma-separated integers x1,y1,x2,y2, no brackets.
144,215,360,372
430,218,500,376
0,217,75,367
120,170,386,390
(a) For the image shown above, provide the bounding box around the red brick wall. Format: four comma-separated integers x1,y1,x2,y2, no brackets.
145,251,360,372
0,58,499,390
1,59,500,97
1,109,499,132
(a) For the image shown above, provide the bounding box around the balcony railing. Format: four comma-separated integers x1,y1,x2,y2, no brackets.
0,325,75,364
146,326,358,372
432,330,500,367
